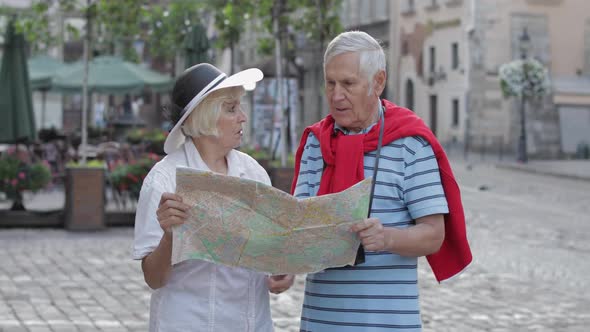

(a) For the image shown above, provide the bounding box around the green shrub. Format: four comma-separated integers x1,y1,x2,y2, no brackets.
127,128,166,144
239,146,271,160
269,154,295,168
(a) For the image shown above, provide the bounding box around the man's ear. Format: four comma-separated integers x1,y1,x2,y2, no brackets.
373,70,386,97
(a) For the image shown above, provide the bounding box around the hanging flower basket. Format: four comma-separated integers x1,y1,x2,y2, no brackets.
499,58,550,98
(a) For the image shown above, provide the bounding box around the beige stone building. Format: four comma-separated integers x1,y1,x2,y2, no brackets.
390,0,470,146
389,0,590,158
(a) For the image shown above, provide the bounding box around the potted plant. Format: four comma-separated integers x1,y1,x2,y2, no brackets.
0,155,51,211
109,154,161,200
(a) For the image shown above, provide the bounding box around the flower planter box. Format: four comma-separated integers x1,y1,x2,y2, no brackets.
64,167,105,231
270,167,294,193
0,210,62,227
256,158,272,174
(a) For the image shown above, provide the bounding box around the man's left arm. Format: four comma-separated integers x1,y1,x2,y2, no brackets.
352,214,444,257
352,137,448,257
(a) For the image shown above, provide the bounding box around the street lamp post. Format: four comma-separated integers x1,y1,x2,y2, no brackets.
517,27,531,163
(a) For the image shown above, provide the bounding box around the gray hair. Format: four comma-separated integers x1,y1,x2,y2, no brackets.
324,31,386,94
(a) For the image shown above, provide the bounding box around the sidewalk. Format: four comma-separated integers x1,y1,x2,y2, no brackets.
495,159,590,181
444,143,590,182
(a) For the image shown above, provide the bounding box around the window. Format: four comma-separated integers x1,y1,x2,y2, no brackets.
402,40,409,56
374,0,389,21
446,0,463,7
405,79,415,111
451,42,459,70
429,46,436,73
426,0,440,10
430,95,438,136
360,0,371,24
402,0,416,15
418,53,423,76
452,99,459,127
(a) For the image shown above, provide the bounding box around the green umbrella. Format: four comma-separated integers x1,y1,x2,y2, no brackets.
52,55,173,94
28,54,68,90
184,24,210,68
28,54,70,128
0,20,36,143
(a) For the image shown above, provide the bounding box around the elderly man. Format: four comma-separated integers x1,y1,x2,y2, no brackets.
291,31,472,331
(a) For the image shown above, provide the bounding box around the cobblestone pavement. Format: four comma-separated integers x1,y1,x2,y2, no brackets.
1,160,589,331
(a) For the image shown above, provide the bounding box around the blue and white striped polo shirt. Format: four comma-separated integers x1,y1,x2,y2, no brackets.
295,119,449,331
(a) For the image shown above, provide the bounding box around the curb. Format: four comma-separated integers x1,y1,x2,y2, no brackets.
495,163,590,182
0,210,135,228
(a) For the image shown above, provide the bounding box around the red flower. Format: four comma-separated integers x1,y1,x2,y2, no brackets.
18,172,26,180
127,173,139,183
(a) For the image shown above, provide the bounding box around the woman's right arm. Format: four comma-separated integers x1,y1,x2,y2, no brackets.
141,193,191,289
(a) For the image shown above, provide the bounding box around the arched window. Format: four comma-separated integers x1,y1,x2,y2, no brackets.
405,79,415,111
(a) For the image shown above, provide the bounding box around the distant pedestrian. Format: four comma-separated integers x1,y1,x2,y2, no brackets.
94,98,106,128
122,94,132,116
43,141,60,175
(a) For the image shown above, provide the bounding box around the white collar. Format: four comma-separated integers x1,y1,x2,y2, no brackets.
182,137,245,178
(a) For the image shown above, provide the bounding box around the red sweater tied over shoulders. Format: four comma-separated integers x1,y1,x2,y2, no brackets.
291,99,472,282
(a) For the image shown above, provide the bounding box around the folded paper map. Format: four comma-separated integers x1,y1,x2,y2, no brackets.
172,166,371,275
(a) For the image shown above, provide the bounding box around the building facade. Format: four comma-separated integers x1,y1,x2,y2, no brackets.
390,0,590,158
390,0,470,147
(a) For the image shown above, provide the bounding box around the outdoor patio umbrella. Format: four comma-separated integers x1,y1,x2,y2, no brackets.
28,54,70,128
52,55,173,94
0,20,36,143
184,24,209,68
28,54,68,90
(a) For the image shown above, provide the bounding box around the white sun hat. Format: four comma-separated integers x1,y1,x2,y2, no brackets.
163,63,263,154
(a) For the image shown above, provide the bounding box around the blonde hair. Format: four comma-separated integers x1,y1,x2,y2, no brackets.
182,86,245,137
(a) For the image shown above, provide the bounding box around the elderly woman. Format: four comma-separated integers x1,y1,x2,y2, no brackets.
133,63,294,331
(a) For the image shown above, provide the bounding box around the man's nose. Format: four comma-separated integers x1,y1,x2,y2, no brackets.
331,84,346,101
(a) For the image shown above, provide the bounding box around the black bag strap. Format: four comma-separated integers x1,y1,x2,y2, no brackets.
353,110,385,265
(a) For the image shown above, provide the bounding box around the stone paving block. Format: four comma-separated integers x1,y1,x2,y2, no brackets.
52,326,79,332
28,327,53,332
1,326,28,332
99,328,128,332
